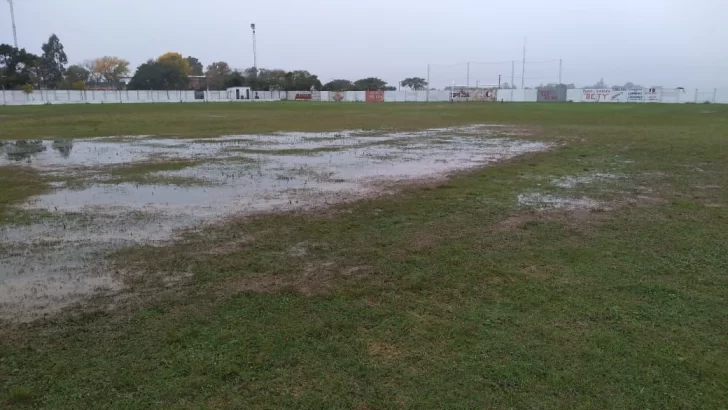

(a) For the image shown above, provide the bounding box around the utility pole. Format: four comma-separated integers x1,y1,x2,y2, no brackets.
521,37,526,89
250,23,257,72
498,74,502,88
466,62,470,87
511,61,515,88
7,0,18,48
558,59,563,85
426,64,430,102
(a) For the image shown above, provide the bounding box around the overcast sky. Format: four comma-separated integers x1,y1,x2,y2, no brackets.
2,0,726,89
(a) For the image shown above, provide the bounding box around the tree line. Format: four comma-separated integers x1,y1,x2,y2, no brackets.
1,35,131,90
1,34,430,92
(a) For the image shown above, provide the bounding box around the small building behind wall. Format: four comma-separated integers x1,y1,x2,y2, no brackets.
226,87,253,100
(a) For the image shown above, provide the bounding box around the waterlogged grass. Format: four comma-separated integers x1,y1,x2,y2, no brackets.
109,159,200,176
0,166,49,226
1,103,727,408
228,146,344,156
105,160,211,186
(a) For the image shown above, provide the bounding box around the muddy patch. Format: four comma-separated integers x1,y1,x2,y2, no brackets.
551,173,622,189
517,193,605,211
0,125,550,321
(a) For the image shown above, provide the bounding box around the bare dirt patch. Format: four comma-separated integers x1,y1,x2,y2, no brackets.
227,261,374,296
367,340,402,362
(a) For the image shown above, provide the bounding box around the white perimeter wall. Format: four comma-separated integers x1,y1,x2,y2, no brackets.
2,88,727,105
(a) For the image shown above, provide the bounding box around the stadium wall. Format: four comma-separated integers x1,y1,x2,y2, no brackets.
1,88,727,105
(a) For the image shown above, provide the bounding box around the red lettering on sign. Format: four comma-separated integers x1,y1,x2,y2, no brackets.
365,91,385,103
540,91,557,100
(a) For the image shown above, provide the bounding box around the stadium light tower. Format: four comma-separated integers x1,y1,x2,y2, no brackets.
250,23,257,72
7,0,18,48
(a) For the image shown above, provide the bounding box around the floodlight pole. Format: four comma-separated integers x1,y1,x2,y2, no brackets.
466,62,470,87
250,23,257,72
511,61,515,88
8,0,18,48
426,64,430,102
521,37,526,89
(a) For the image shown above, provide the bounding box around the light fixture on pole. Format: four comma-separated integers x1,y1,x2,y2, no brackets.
7,0,18,48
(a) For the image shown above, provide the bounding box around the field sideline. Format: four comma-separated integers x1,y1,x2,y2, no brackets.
0,102,727,408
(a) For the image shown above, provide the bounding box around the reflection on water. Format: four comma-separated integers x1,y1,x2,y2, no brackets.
1,140,47,162
52,140,74,158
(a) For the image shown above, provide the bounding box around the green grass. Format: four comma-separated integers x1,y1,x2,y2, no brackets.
0,166,49,226
1,103,727,409
0,101,724,140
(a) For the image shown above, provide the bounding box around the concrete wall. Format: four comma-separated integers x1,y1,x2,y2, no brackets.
2,88,727,105
497,89,538,102
0,89,280,105
564,88,727,104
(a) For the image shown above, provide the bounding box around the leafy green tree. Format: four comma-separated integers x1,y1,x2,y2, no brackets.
322,79,355,91
64,65,90,86
258,69,287,90
205,61,232,90
40,34,67,88
224,70,246,88
353,77,388,91
400,77,428,90
284,70,321,91
186,57,203,76
127,60,165,89
242,67,259,89
0,44,40,89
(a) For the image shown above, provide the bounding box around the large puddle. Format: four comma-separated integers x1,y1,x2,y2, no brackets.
0,125,549,320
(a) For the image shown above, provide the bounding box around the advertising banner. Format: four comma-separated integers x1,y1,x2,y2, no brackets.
451,88,497,102
537,88,567,102
330,91,345,102
365,90,385,103
582,89,612,102
627,89,644,102
288,91,321,101
583,88,661,103
582,89,627,102
645,88,661,102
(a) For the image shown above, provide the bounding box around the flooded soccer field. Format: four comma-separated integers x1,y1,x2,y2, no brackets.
1,103,727,408
0,124,549,319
